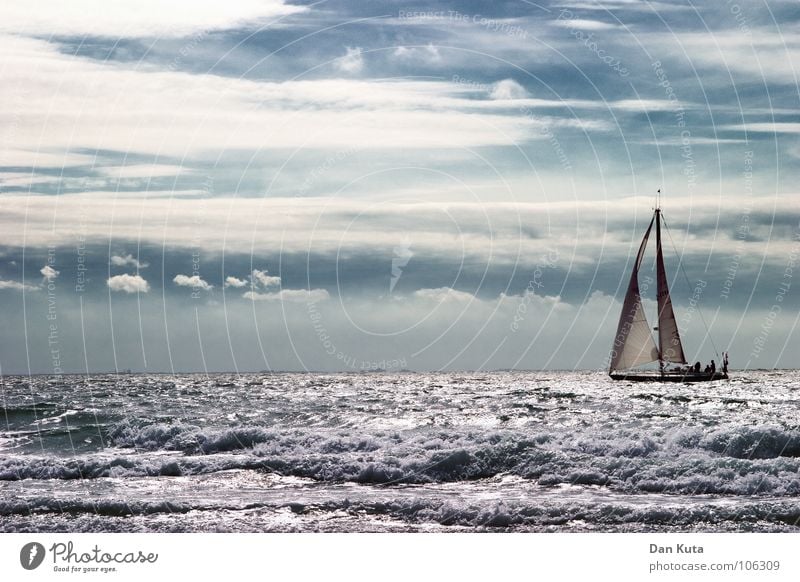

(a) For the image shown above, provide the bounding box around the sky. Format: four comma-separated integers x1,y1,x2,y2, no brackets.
0,0,798,373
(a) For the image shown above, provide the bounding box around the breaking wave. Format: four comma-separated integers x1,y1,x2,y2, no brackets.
3,492,800,533
3,421,800,496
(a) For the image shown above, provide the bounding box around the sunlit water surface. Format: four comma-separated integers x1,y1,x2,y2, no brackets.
2,371,799,532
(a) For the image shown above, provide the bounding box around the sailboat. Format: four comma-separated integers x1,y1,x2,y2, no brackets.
608,204,728,382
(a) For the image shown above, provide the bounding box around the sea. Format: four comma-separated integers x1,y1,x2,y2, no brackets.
1,370,800,533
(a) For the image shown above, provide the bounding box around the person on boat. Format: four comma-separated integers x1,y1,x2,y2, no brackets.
722,352,729,374
710,360,716,374
704,364,710,373
694,361,701,373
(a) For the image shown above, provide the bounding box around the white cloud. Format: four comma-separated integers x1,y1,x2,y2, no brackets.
723,123,800,134
0,0,305,38
561,1,692,12
107,274,150,293
0,36,596,159
0,150,96,168
489,79,530,101
251,269,281,288
2,194,798,271
100,164,186,179
336,46,364,74
225,276,248,288
40,265,59,280
393,44,442,62
0,279,38,291
552,18,618,31
244,289,330,302
111,254,148,269
636,137,748,147
608,99,682,112
0,173,62,188
413,287,476,303
498,290,569,312
173,274,212,291
649,29,800,85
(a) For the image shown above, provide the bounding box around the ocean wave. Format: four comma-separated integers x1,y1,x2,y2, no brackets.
2,494,799,532
698,426,800,459
0,498,194,517
5,422,800,497
0,453,271,481
1,402,61,414
320,498,800,530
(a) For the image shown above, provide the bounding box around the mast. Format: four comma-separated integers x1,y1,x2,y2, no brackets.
656,208,664,375
655,207,687,369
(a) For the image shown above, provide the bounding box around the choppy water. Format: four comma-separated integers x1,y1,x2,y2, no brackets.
1,371,800,532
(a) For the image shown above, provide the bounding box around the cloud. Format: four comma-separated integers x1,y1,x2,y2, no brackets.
636,137,748,147
0,0,305,38
489,79,530,101
336,46,364,74
552,18,619,31
3,194,798,272
0,150,97,168
0,279,38,292
413,287,476,303
0,36,546,158
642,28,800,85
723,123,800,134
393,44,442,62
251,269,281,288
40,265,59,281
107,274,150,293
244,289,330,302
173,274,212,291
239,268,323,302
0,173,62,189
110,254,148,269
607,99,683,112
100,164,186,179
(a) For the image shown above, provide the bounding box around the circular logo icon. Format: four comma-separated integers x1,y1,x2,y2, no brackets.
20,542,46,570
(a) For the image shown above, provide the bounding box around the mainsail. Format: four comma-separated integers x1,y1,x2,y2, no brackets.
609,215,659,371
655,210,687,364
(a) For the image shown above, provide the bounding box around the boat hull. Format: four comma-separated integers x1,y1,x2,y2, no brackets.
610,372,728,383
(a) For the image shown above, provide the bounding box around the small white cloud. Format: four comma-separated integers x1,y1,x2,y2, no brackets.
489,79,529,100
498,290,568,311
100,163,186,179
224,276,248,288
111,254,148,269
424,44,441,61
0,279,38,291
251,269,281,288
413,287,475,303
173,274,212,291
552,19,618,31
393,44,441,62
107,274,150,293
723,122,800,134
244,289,329,303
336,46,364,74
40,265,59,280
